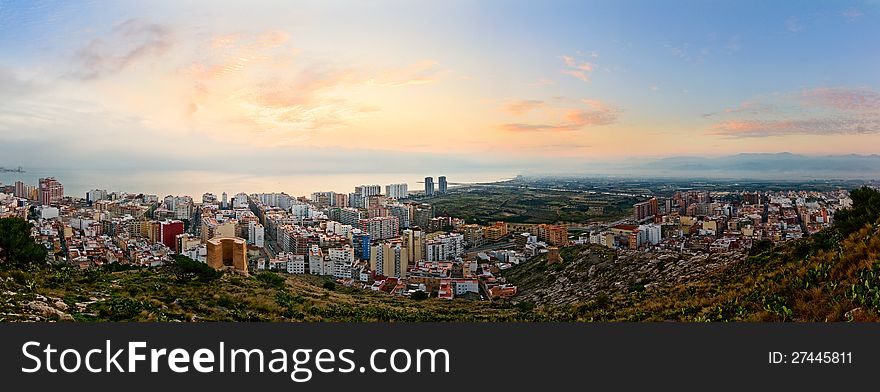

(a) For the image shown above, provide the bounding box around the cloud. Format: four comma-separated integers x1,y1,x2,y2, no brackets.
799,87,880,113
506,100,545,115
527,77,554,87
668,44,689,59
0,67,40,97
559,54,594,82
841,8,863,22
564,107,618,126
500,99,618,132
702,100,777,118
666,42,712,63
581,99,614,112
181,31,444,145
7,17,451,150
364,60,443,87
725,36,741,53
710,117,880,138
182,33,372,143
785,16,803,33
707,87,880,138
561,70,590,82
68,18,174,80
193,30,292,79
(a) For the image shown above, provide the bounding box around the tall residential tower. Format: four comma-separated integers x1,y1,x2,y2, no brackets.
38,177,64,205
424,177,434,197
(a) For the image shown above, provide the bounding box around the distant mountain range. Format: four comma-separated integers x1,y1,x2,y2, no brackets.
630,153,880,179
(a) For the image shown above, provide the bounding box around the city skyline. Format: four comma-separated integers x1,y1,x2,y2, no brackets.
1,1,879,177
0,170,470,200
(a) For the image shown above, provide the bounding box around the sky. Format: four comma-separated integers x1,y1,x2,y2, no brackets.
1,0,879,178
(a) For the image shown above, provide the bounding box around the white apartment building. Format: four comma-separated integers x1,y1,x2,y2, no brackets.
248,221,265,248
329,246,355,279
640,223,662,245
308,245,325,275
385,183,409,199
425,233,465,261
287,254,306,274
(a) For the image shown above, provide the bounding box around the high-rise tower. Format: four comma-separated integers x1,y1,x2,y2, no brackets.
424,177,434,197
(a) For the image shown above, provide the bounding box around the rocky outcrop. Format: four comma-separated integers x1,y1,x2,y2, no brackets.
503,244,745,306
24,300,74,321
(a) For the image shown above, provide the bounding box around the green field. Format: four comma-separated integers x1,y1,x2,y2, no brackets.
423,185,640,225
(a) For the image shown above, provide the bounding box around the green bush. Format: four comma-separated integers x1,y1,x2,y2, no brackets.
835,186,880,236
169,255,221,282
410,290,428,300
749,239,774,256
256,271,286,288
103,262,143,272
0,217,48,267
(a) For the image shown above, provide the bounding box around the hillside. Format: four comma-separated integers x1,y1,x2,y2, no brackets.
0,263,574,322
501,227,880,321
502,187,880,321
6,224,878,322
502,245,745,306
3,187,880,322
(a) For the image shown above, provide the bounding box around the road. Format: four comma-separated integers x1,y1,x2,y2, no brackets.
465,240,516,254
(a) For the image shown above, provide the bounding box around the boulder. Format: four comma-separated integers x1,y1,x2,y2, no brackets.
54,300,69,311
25,301,74,321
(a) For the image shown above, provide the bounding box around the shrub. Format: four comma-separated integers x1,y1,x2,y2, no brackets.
410,290,428,300
835,186,880,236
170,255,221,282
256,272,286,288
749,239,774,256
103,262,143,272
0,217,48,267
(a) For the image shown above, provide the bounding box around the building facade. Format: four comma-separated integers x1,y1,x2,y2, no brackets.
38,177,64,205
206,237,248,274
424,177,434,197
385,183,409,199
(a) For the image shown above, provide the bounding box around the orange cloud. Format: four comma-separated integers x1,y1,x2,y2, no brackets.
174,28,448,146
581,99,612,112
561,70,590,82
365,60,443,87
708,87,880,138
559,54,594,82
506,100,545,115
192,31,292,79
500,99,618,132
710,117,880,137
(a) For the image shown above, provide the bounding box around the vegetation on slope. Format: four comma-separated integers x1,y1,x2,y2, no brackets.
1,262,580,322
1,223,569,321
423,186,638,224
0,217,48,266
2,187,880,322
504,186,880,321
502,244,743,307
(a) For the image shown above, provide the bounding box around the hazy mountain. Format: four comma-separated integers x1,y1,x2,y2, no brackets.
635,153,880,179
